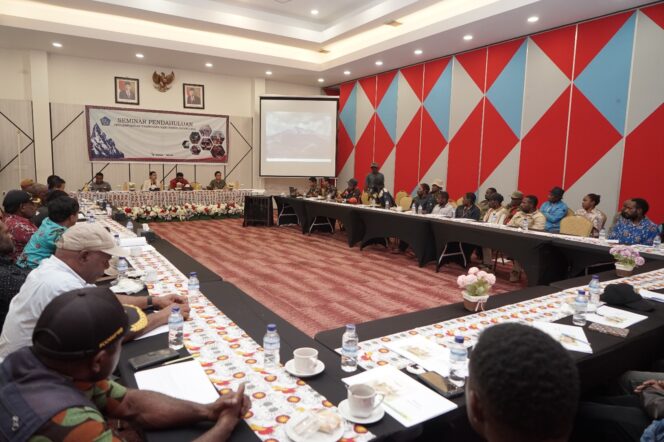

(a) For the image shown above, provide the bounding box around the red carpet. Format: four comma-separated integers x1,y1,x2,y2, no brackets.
150,219,526,337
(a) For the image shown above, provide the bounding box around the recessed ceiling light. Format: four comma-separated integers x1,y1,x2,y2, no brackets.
52,42,62,48
311,9,319,15
205,62,213,67
527,16,539,23
414,49,423,55
135,53,144,58
343,70,351,75
463,34,473,41
265,70,272,76
317,78,325,83
375,60,383,66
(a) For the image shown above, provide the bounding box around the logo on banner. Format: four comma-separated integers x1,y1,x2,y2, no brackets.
101,116,111,126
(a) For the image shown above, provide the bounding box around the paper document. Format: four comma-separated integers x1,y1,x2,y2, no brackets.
135,360,219,404
533,321,592,353
640,289,664,303
586,306,648,329
384,335,452,377
342,365,457,427
119,237,148,247
135,324,168,340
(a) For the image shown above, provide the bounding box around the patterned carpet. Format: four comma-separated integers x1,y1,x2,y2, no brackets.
150,219,526,337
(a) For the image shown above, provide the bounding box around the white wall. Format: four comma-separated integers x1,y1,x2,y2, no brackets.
0,49,31,101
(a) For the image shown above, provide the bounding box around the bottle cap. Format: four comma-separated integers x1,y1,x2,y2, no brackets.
454,335,464,344
592,274,599,279
577,289,586,295
172,306,180,313
346,324,356,330
190,272,197,276
267,323,277,332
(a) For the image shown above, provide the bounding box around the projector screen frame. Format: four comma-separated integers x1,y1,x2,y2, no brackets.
259,95,339,178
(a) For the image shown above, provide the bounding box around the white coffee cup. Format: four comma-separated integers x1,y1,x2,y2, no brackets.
145,269,158,283
293,347,318,374
347,384,384,418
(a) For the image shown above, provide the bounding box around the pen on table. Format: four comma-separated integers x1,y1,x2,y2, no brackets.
561,334,590,346
161,355,194,366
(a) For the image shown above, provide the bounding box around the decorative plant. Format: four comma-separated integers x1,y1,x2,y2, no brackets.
457,267,497,297
610,245,645,268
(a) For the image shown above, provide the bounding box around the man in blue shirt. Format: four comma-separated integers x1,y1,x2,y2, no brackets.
540,186,568,233
608,198,659,245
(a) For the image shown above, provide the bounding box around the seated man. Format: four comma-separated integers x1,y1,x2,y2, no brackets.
169,172,190,190
481,193,508,268
0,221,30,328
609,199,631,236
412,183,435,214
0,222,188,359
89,172,112,192
142,170,162,191
31,190,68,228
19,178,34,191
455,192,481,220
608,198,659,245
575,193,606,237
431,191,455,217
477,187,497,219
503,190,523,224
338,178,361,202
208,170,227,190
305,176,320,197
46,175,66,191
507,195,546,281
540,186,568,233
467,323,579,442
2,190,37,260
431,179,444,198
0,287,249,441
17,196,79,270
321,177,337,200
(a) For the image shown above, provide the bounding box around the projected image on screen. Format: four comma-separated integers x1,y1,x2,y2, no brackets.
260,97,338,177
265,111,332,162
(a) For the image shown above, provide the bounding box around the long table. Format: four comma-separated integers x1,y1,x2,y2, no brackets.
274,197,664,285
77,189,256,207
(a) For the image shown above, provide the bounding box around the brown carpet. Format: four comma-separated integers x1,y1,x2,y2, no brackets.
150,219,526,337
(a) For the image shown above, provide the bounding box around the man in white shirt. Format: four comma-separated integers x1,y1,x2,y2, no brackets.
431,191,455,218
0,223,188,359
481,193,509,268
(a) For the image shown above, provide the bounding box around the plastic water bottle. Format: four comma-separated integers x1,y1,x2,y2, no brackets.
573,290,588,326
654,235,662,249
449,335,468,386
117,257,128,279
412,204,417,214
263,324,280,369
106,206,112,216
521,218,529,231
168,306,184,350
187,272,200,295
598,228,607,242
113,234,120,246
385,199,390,210
126,220,134,232
341,324,358,372
87,210,95,223
588,275,601,312
416,205,422,215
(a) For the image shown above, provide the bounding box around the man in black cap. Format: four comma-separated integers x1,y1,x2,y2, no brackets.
540,186,568,233
2,189,38,260
339,178,362,202
0,287,250,441
365,162,385,194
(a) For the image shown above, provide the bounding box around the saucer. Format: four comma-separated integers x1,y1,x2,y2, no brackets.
337,399,385,424
284,359,325,378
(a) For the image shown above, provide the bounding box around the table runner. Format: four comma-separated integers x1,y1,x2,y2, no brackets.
77,189,256,207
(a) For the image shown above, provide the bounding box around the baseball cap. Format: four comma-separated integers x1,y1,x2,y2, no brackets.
510,190,524,199
56,223,127,256
33,287,147,359
3,190,37,212
432,179,444,188
20,178,35,189
601,283,654,312
370,162,379,168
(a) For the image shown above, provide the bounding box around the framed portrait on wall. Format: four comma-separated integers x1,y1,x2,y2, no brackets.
183,83,205,109
115,77,139,105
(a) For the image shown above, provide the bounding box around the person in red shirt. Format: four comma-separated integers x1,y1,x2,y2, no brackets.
169,172,190,190
2,190,37,260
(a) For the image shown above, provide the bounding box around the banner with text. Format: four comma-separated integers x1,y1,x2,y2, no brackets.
86,106,229,163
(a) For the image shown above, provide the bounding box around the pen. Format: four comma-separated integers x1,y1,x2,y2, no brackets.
561,334,590,346
161,355,195,366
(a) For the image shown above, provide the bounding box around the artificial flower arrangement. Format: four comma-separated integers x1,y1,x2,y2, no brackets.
123,202,243,222
457,267,497,311
610,245,645,276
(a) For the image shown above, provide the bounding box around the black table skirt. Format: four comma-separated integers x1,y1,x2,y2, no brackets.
549,260,664,290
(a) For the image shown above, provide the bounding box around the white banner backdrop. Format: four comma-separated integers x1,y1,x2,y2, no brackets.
86,106,229,163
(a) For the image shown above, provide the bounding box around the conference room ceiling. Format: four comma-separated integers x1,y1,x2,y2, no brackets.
0,0,656,87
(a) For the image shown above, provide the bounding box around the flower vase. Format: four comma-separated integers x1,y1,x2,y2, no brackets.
462,290,490,312
615,262,635,277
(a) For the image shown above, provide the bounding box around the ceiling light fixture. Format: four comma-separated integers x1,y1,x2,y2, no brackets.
311,9,319,15
527,16,539,23
265,70,273,76
52,42,62,48
343,70,351,75
317,78,325,83
414,49,423,55
135,53,144,58
205,62,213,67
463,34,473,41
375,60,383,66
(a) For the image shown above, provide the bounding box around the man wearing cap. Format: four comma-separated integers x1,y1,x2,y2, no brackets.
20,178,34,191
365,162,385,195
339,178,362,203
0,220,29,327
431,179,444,198
0,223,189,359
16,195,79,270
608,198,659,246
540,186,568,233
0,287,249,441
477,187,497,219
504,190,524,225
89,172,112,192
2,190,38,261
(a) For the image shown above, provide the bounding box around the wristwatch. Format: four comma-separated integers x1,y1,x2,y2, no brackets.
146,295,153,310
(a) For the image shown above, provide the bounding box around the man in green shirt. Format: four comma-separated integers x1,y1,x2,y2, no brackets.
208,171,227,190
